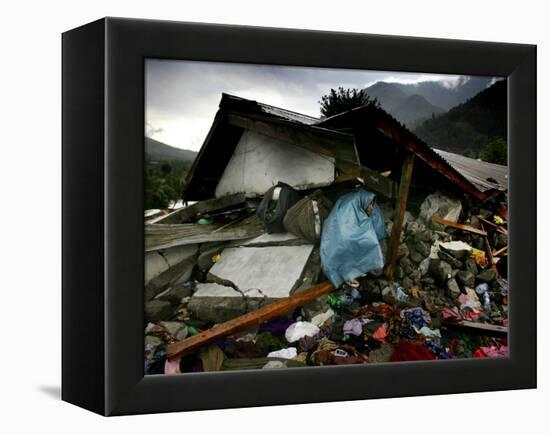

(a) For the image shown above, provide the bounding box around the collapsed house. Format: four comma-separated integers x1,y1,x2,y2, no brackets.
144,94,509,374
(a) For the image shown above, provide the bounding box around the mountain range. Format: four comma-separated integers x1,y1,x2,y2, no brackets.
364,76,494,127
145,137,197,162
413,79,507,159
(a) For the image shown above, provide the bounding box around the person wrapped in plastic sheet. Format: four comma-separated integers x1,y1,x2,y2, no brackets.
320,189,387,288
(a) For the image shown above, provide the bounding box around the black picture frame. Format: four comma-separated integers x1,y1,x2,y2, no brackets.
62,17,536,416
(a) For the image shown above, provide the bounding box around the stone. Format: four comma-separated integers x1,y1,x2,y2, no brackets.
208,245,314,298
406,220,426,235
415,229,434,244
437,250,463,269
418,257,431,276
402,277,414,289
145,300,173,322
464,258,479,275
409,270,422,284
396,265,405,280
418,191,462,230
159,321,186,336
476,268,497,283
145,335,162,347
456,270,475,287
439,241,472,261
410,250,424,264
175,327,188,340
414,241,431,258
429,259,453,283
446,278,462,298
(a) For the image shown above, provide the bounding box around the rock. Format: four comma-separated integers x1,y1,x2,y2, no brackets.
406,220,426,235
159,321,186,336
402,277,413,289
464,258,479,275
418,191,462,230
421,276,435,285
410,250,424,264
456,270,475,287
418,257,431,276
175,327,188,340
409,270,422,284
476,268,497,283
415,229,434,244
446,278,462,298
399,243,410,257
145,335,162,347
414,241,431,258
429,259,453,283
396,265,405,280
145,300,173,322
437,250,463,269
439,241,472,261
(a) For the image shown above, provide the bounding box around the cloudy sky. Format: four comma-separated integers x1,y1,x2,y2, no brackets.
145,59,465,151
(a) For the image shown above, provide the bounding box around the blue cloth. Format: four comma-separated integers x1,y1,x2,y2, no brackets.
320,190,387,288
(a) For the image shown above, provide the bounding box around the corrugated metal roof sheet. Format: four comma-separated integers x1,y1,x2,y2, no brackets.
433,148,508,192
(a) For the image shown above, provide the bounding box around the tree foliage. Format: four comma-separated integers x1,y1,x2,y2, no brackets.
144,159,191,210
319,87,379,118
479,137,507,165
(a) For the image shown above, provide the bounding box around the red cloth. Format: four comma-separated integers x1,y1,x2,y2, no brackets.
390,342,437,362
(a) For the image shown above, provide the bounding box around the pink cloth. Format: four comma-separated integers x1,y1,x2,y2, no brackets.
164,358,181,374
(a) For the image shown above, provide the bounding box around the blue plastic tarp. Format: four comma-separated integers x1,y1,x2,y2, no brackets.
320,189,387,288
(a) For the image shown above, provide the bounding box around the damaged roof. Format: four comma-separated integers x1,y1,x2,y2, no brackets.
433,148,508,192
184,93,508,202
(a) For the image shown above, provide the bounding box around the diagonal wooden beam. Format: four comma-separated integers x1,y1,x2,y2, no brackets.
385,152,415,281
167,280,335,360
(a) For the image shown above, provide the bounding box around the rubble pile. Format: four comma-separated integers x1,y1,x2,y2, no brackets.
144,190,508,375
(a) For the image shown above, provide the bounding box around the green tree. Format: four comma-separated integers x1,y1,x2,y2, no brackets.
479,137,507,165
319,87,378,118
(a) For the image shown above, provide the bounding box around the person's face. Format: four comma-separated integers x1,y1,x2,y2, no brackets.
367,202,374,216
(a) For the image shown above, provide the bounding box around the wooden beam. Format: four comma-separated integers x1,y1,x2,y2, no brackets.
493,245,508,257
431,215,488,236
167,281,335,360
151,193,247,225
335,160,395,199
443,320,507,335
385,153,415,281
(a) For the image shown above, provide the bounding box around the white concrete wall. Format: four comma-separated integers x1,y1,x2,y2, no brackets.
215,129,335,197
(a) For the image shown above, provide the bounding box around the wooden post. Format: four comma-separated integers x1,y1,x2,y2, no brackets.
385,153,415,281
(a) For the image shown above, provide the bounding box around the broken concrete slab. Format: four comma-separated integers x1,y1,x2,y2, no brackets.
145,244,198,300
439,240,472,260
208,245,315,298
145,300,173,323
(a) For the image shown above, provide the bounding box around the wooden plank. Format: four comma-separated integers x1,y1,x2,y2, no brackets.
152,193,247,224
480,223,497,271
145,214,264,252
443,320,507,335
385,153,415,280
476,215,508,235
335,160,394,199
167,281,335,360
431,215,488,236
493,245,508,257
